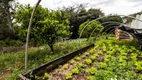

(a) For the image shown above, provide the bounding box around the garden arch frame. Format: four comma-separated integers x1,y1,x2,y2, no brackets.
88,21,128,40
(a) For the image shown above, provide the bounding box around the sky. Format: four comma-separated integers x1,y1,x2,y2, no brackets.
18,0,142,15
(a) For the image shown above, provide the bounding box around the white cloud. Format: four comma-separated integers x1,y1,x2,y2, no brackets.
18,0,142,15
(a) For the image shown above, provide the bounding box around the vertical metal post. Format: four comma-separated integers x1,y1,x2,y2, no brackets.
25,0,41,69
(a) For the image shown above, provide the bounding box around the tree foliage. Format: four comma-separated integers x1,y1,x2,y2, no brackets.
79,20,104,38
14,4,71,50
64,4,104,38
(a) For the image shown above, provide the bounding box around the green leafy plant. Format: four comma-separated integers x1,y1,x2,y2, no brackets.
88,67,96,75
85,59,92,65
43,73,49,80
98,51,103,55
104,57,109,62
90,56,96,61
88,76,96,80
99,62,107,69
131,53,137,61
66,73,72,80
77,63,85,68
75,57,81,61
62,64,68,69
72,67,79,74
93,53,99,57
81,55,86,59
90,49,95,54
84,52,90,56
35,75,41,80
69,60,75,65
135,61,142,71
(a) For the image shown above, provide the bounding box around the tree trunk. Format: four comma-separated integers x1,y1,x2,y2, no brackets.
4,4,15,34
49,44,54,52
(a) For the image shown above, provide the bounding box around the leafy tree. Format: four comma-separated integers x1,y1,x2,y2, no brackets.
38,10,71,51
87,8,104,20
64,4,104,39
14,4,48,44
79,20,104,38
14,4,71,51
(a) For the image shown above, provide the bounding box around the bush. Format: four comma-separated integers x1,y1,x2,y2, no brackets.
0,41,6,47
0,39,23,47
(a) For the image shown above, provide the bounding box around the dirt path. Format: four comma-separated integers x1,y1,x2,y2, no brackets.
0,70,12,80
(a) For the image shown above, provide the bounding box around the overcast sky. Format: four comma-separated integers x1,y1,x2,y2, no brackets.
18,0,142,15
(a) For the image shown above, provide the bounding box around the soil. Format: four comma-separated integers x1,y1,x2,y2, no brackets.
50,73,66,80
0,70,11,80
41,47,106,80
72,75,88,80
96,54,105,62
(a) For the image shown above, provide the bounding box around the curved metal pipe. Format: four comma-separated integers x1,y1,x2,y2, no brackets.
79,14,142,39
25,0,41,69
89,21,122,39
89,25,119,41
101,25,118,37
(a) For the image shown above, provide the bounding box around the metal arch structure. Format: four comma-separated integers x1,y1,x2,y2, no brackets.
79,14,142,39
100,22,130,39
89,21,125,39
107,28,132,39
89,23,123,40
94,25,119,40
89,21,133,41
101,25,120,37
89,21,123,39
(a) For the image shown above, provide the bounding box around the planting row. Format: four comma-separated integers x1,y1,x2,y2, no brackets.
33,42,142,80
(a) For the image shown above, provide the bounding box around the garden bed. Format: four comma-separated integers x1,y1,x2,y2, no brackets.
19,40,142,80
19,44,94,80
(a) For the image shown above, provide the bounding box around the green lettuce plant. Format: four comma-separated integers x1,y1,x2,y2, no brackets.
85,59,92,65
75,57,81,61
88,67,96,75
90,56,96,61
69,60,75,65
66,73,72,80
42,73,49,80
84,52,90,56
72,67,79,74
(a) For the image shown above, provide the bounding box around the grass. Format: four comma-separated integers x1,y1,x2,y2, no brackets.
0,39,94,79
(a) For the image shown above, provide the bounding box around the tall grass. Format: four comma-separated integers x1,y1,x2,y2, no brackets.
0,39,94,79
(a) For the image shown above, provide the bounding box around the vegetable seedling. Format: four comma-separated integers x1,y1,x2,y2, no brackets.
88,67,96,75
43,73,49,80
75,57,81,61
66,73,72,80
85,59,92,65
72,67,79,74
